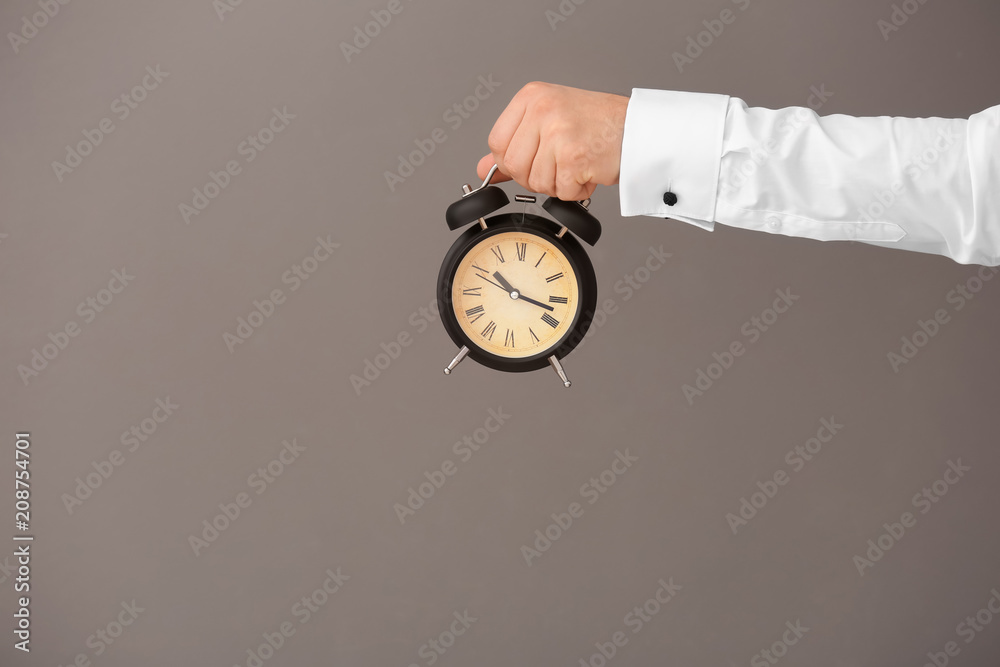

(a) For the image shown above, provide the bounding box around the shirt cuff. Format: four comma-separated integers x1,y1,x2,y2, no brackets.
618,89,730,231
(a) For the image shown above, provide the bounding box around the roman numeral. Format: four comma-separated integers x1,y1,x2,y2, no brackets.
546,272,564,283
471,263,489,273
462,287,482,296
516,242,527,261
534,251,547,268
481,320,497,340
504,328,515,347
491,246,505,264
549,296,568,304
529,328,540,343
465,305,485,323
541,313,559,328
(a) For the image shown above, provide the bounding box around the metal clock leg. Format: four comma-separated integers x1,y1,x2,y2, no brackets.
548,355,571,388
461,184,489,231
443,346,470,375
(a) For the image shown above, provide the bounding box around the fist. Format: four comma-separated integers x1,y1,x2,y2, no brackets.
476,82,630,201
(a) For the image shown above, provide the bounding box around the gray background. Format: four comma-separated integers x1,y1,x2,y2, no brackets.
2,0,999,665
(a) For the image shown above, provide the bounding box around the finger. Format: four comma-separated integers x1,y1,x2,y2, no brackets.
477,154,512,183
502,124,540,191
553,148,594,201
554,168,593,201
557,181,596,202
486,95,527,178
526,141,557,197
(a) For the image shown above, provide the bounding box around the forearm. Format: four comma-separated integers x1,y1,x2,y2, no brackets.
619,89,1000,266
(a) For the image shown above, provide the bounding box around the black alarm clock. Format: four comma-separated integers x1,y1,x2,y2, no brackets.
437,164,602,387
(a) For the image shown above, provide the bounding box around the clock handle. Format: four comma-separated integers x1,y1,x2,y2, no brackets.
479,163,502,189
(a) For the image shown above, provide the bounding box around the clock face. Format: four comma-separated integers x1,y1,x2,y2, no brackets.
450,230,580,359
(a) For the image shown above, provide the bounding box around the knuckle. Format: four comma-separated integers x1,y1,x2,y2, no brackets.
520,81,548,97
487,132,504,155
531,93,557,116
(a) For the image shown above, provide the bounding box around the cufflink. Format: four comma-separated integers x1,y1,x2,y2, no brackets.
662,191,678,206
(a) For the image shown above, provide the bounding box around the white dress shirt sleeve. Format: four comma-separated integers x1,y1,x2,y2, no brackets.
618,88,1000,266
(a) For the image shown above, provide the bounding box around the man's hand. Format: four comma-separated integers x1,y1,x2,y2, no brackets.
476,82,629,201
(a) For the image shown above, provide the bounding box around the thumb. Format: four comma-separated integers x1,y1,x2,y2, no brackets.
476,154,512,183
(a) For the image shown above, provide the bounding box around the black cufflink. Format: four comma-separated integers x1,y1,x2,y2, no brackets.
663,191,678,206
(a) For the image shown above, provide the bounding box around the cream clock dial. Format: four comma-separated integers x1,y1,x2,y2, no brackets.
451,231,579,359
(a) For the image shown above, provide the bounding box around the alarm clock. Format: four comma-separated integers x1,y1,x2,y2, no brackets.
438,164,602,387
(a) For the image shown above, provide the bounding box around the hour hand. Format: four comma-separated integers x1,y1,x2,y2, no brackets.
492,272,516,293
475,272,507,291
